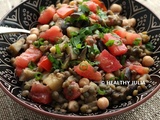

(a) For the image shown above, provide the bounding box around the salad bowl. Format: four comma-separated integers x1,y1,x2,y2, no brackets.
0,0,159,120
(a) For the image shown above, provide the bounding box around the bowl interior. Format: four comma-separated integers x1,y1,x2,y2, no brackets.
0,0,160,119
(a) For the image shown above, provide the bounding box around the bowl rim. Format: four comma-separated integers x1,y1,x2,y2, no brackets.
0,0,160,119
0,82,159,120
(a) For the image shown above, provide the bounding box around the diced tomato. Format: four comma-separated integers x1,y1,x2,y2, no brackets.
89,13,100,21
83,1,98,13
96,50,122,73
29,82,52,104
114,29,127,38
38,6,56,24
37,56,52,72
14,46,42,69
57,6,74,19
102,33,128,56
39,26,63,42
15,66,23,77
129,64,149,75
114,30,142,45
74,61,102,81
91,0,107,11
63,81,81,101
125,32,142,45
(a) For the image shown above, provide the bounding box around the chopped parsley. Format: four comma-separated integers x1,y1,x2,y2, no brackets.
35,72,43,81
97,9,107,20
97,88,106,95
28,61,36,70
55,44,61,55
133,38,141,46
114,40,122,46
87,44,100,56
39,6,46,13
33,38,45,48
88,60,100,66
65,13,89,26
79,4,89,14
120,55,127,65
48,54,62,70
105,40,115,47
70,24,113,54
145,42,154,51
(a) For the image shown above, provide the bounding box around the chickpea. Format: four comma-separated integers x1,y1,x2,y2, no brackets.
79,78,90,87
53,13,60,22
122,19,129,26
21,90,29,97
142,56,154,67
50,46,56,54
110,4,122,13
67,26,80,37
40,24,49,32
68,101,79,112
105,73,115,80
97,97,109,110
69,0,77,6
26,34,38,44
128,18,136,27
30,28,39,36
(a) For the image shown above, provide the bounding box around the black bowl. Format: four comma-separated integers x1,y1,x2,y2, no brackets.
0,0,159,120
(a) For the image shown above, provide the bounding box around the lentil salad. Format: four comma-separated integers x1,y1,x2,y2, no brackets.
8,0,155,114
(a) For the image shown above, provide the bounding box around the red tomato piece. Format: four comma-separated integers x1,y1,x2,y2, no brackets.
63,81,81,101
38,6,56,24
129,64,149,75
114,29,127,38
89,13,100,21
84,1,98,13
74,61,102,81
37,56,52,72
15,66,23,77
96,50,122,73
125,32,142,45
114,30,142,45
57,6,74,19
39,26,63,42
102,33,128,56
29,83,52,104
91,0,107,11
14,46,42,69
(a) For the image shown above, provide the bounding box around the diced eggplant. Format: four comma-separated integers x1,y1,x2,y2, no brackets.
19,68,37,81
43,72,65,91
66,45,78,60
8,38,25,56
124,67,131,81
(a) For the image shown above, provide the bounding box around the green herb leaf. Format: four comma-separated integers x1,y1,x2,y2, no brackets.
114,40,122,46
33,38,44,48
120,73,125,80
145,42,153,51
133,38,141,46
88,60,100,66
39,6,46,13
35,72,43,81
28,61,36,70
105,40,115,47
79,5,89,14
120,55,127,65
97,88,106,95
97,9,107,20
65,13,89,25
69,24,113,54
55,44,61,54
48,54,62,70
